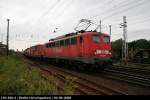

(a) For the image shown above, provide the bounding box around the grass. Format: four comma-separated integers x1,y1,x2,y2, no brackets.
0,54,76,95
62,76,77,95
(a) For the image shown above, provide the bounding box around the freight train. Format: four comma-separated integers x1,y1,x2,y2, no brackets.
24,31,112,70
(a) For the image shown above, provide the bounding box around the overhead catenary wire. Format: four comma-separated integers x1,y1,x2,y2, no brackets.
87,0,140,20
86,0,150,28
102,0,150,20
83,0,147,33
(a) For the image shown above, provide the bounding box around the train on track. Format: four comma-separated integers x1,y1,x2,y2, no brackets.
24,31,112,70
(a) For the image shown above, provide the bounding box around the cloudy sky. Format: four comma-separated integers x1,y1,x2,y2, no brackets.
0,0,150,51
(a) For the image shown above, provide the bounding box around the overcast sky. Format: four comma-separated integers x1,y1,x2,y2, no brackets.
0,0,150,51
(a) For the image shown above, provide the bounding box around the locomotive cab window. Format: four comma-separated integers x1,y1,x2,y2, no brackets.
104,36,110,43
92,35,100,43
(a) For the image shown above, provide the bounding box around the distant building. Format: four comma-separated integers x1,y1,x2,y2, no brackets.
0,42,7,55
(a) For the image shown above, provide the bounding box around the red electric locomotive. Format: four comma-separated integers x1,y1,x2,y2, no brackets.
24,31,112,70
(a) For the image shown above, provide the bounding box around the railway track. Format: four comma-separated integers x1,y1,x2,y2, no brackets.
113,63,150,70
111,65,150,76
103,65,150,88
48,66,126,95
25,59,127,95
39,66,88,95
127,63,150,68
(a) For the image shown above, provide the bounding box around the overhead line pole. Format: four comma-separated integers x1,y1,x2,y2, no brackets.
6,19,10,56
120,16,128,64
123,16,128,65
100,20,101,33
109,25,112,41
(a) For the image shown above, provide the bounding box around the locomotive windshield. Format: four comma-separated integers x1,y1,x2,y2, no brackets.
104,36,110,43
92,35,100,43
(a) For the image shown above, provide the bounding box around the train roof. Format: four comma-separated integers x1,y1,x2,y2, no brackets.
47,31,110,44
25,31,110,49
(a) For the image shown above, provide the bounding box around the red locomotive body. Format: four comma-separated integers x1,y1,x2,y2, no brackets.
24,31,112,70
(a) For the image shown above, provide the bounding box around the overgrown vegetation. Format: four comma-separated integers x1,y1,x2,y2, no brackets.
111,39,150,63
0,54,76,95
62,76,77,95
111,39,150,50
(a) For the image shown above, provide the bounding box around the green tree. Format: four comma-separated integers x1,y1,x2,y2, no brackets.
111,38,122,50
128,39,150,49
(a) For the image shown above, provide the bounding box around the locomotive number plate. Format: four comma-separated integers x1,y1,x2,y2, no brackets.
95,50,110,55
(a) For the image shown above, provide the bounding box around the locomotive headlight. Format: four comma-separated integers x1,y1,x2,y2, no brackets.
104,50,109,54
